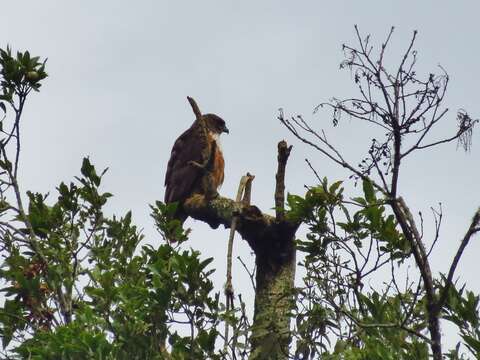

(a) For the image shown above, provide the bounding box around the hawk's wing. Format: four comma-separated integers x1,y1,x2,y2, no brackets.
164,122,206,204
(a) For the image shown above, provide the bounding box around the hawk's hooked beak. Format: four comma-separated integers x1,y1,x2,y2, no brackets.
223,126,229,134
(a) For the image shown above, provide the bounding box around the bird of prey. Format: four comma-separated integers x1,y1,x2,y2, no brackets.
164,98,229,223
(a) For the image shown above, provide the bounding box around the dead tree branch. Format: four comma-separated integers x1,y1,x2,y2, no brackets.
224,174,254,353
275,140,292,222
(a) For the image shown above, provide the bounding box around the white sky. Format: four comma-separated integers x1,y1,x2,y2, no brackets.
1,0,479,353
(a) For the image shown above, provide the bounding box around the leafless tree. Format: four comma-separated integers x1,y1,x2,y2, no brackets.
280,26,479,359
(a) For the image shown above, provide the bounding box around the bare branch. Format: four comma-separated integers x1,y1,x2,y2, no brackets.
275,140,292,221
278,110,388,195
237,256,256,291
438,208,480,309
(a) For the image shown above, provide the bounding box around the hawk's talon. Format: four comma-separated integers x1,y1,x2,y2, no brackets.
205,189,219,201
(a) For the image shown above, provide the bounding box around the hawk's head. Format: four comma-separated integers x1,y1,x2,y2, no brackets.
203,114,229,135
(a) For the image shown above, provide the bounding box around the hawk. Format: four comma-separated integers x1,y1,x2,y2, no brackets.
164,98,229,223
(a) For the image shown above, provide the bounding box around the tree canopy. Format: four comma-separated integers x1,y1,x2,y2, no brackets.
0,28,479,360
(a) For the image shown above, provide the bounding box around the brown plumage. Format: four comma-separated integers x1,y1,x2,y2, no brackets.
164,113,229,223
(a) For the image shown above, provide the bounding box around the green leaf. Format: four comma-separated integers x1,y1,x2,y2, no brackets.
352,196,367,206
329,180,343,194
82,159,92,177
199,257,214,271
463,335,480,353
362,178,376,204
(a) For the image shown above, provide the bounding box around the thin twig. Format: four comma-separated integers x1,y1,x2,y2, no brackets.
224,174,253,352
438,208,480,309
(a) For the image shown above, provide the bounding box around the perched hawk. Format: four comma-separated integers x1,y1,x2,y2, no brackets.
164,105,229,223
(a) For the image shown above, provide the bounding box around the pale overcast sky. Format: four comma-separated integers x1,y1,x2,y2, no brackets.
1,1,479,351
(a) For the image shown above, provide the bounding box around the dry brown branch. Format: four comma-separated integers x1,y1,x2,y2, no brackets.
224,174,252,352
242,173,254,205
275,141,292,222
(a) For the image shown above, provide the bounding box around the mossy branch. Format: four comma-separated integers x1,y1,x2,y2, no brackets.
183,193,298,254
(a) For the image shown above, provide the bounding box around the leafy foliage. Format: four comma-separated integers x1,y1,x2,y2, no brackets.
280,27,479,360
288,179,423,359
0,47,47,102
0,158,229,358
287,178,479,359
441,278,480,359
0,48,252,359
1,28,479,360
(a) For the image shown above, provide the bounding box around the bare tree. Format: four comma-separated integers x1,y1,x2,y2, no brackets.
280,26,479,359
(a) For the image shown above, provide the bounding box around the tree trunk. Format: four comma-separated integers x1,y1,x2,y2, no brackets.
250,230,296,359
182,140,298,359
